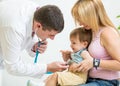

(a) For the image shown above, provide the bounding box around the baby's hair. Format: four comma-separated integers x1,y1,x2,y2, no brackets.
70,27,92,47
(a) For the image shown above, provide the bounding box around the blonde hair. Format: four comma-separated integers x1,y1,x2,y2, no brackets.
71,0,115,32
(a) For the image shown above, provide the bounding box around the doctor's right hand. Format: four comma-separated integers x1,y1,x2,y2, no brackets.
32,40,48,54
47,61,69,73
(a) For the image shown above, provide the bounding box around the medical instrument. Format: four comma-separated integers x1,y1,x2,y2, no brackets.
34,41,42,63
34,41,52,74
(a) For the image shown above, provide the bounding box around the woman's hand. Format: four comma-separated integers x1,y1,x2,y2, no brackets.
73,51,93,72
75,51,93,72
60,50,72,61
32,40,48,54
76,58,93,72
47,61,69,72
69,58,93,73
68,63,78,72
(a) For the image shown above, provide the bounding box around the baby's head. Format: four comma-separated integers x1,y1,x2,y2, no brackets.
70,27,92,52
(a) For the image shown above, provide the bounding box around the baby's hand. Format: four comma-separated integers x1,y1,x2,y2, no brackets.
60,50,72,61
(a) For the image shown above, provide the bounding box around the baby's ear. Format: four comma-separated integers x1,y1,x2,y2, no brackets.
83,41,88,48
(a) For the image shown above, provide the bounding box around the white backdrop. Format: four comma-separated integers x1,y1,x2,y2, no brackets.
1,0,120,86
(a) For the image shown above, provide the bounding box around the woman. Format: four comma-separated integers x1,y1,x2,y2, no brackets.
61,0,120,86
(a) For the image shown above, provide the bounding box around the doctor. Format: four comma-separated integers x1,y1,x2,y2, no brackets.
0,0,68,78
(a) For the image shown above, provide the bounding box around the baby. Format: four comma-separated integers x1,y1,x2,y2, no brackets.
45,27,92,86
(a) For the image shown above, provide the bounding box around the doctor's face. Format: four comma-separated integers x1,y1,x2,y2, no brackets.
37,28,58,41
33,21,58,41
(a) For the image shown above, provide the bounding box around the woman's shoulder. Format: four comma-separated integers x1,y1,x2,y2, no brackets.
100,27,118,37
100,26,119,45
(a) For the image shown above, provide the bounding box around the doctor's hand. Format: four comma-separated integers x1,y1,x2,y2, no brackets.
47,61,69,72
32,40,48,54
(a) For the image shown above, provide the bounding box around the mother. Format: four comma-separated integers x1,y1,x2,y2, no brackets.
62,0,120,86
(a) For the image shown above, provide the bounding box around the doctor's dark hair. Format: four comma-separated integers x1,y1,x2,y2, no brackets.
70,27,92,48
34,5,64,33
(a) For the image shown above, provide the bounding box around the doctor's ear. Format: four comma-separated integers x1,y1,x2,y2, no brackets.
34,22,42,32
36,21,46,31
36,22,42,28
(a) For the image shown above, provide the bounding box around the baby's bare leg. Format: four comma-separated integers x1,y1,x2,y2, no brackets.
45,73,58,86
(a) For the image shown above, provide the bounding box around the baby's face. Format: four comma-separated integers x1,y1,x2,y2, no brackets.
70,37,86,52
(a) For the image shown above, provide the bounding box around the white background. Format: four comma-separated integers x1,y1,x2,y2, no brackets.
0,0,120,86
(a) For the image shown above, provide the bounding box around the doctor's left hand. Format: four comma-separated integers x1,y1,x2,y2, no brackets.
32,40,48,54
47,61,69,72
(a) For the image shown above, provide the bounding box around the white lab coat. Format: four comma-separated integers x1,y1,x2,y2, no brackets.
0,0,47,78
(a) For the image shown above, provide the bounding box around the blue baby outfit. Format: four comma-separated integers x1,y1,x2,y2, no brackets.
68,48,86,65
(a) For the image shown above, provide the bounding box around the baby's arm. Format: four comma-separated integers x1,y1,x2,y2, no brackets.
60,50,72,61
81,50,92,60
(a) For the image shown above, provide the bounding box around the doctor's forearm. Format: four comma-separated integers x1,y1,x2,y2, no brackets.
4,59,47,78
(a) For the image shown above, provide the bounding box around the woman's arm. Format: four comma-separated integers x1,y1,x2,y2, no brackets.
100,28,120,71
75,28,120,72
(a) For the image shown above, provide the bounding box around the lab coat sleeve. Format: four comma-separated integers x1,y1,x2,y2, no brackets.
0,27,47,78
25,35,38,58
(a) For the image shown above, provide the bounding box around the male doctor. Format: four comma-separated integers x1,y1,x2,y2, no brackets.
0,0,68,78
